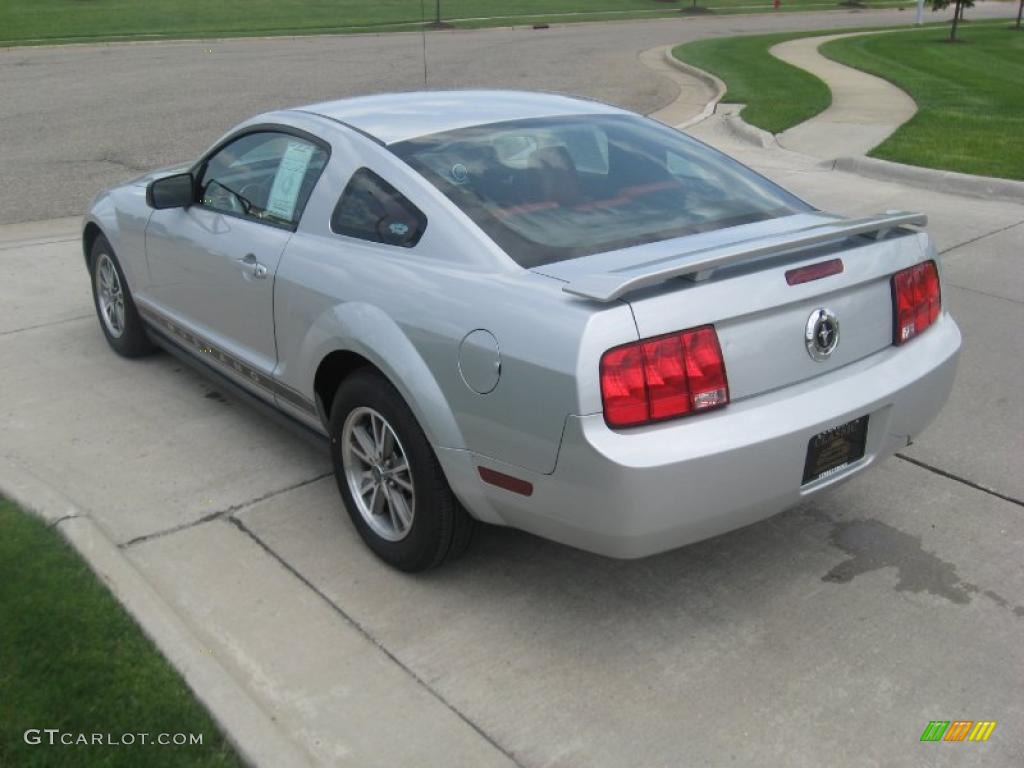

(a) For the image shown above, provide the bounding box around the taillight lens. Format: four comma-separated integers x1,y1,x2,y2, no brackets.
600,343,648,427
891,260,941,345
600,325,729,428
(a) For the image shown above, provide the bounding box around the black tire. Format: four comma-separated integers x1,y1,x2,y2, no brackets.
89,234,156,358
329,369,473,572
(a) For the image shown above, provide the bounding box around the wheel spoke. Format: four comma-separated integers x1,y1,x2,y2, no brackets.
384,488,402,532
375,485,391,517
371,414,385,456
386,456,409,474
389,472,414,494
380,425,395,460
388,488,412,531
351,426,375,463
357,471,375,498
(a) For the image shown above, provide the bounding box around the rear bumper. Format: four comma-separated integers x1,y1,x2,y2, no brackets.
461,312,960,558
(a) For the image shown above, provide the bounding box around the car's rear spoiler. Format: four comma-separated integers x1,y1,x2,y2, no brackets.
562,211,927,302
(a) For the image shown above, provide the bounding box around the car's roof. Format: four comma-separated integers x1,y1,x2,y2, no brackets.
294,90,628,145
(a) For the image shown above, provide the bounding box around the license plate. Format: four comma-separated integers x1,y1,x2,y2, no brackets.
802,416,868,484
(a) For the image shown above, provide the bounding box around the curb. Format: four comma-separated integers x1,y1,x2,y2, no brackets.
660,49,775,144
0,457,316,768
716,104,778,148
661,48,726,128
831,155,1024,204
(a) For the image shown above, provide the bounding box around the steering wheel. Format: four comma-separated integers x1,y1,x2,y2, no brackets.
205,181,243,214
239,180,268,210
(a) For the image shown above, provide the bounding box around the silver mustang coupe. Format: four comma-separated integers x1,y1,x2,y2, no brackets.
84,91,960,571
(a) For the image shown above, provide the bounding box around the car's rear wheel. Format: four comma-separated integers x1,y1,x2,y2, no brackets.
329,369,473,571
89,235,155,357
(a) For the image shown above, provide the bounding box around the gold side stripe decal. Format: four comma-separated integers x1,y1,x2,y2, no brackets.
139,306,317,416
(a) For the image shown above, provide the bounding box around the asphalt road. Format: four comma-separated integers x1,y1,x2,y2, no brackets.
0,3,1012,225
1,7,1022,767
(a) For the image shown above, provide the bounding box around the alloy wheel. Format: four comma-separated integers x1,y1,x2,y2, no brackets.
95,252,126,339
341,406,416,541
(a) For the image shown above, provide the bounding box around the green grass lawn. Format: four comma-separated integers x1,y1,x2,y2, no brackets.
0,498,241,768
673,30,839,134
822,25,1024,180
0,0,906,46
674,23,1024,180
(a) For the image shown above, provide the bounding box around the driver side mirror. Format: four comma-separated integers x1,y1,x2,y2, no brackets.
147,172,195,209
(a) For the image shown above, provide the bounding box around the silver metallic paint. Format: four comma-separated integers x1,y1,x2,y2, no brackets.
83,91,961,559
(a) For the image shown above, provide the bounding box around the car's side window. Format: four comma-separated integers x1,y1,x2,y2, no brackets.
199,132,328,229
331,168,427,248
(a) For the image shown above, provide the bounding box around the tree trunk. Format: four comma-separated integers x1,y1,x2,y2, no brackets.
435,0,441,25
1016,0,1022,29
950,0,961,40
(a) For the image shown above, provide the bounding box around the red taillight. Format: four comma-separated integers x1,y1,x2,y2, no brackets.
681,327,729,411
600,325,729,428
600,343,648,427
642,334,689,419
891,260,941,345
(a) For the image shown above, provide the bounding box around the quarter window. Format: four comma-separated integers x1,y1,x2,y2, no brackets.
331,168,427,248
199,132,328,228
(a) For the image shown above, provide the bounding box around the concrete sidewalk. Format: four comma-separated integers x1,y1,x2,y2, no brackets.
772,32,917,158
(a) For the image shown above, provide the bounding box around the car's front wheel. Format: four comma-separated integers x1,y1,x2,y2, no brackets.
329,369,473,571
89,234,155,358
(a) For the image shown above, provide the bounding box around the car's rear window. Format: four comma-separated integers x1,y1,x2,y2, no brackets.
391,114,811,268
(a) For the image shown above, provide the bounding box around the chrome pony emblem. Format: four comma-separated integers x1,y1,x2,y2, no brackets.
805,308,840,361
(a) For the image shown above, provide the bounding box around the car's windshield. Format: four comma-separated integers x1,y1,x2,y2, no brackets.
392,114,812,268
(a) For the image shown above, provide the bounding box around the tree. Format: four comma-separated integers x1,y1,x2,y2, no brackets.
932,0,974,41
680,0,710,14
1016,0,1022,30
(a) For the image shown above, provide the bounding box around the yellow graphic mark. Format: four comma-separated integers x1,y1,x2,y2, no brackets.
968,721,996,742
943,721,973,742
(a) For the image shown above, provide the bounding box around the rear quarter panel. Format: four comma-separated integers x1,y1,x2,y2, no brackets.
272,124,638,475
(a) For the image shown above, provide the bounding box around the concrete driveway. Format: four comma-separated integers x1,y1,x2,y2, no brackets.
2,10,1022,767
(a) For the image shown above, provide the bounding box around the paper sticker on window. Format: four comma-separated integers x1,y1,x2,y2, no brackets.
265,140,315,221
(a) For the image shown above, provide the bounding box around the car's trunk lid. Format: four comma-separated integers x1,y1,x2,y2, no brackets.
534,212,930,401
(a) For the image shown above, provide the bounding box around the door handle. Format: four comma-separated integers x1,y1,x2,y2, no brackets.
237,253,268,279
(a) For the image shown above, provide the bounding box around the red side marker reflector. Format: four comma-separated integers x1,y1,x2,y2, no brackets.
478,466,534,497
786,258,844,286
